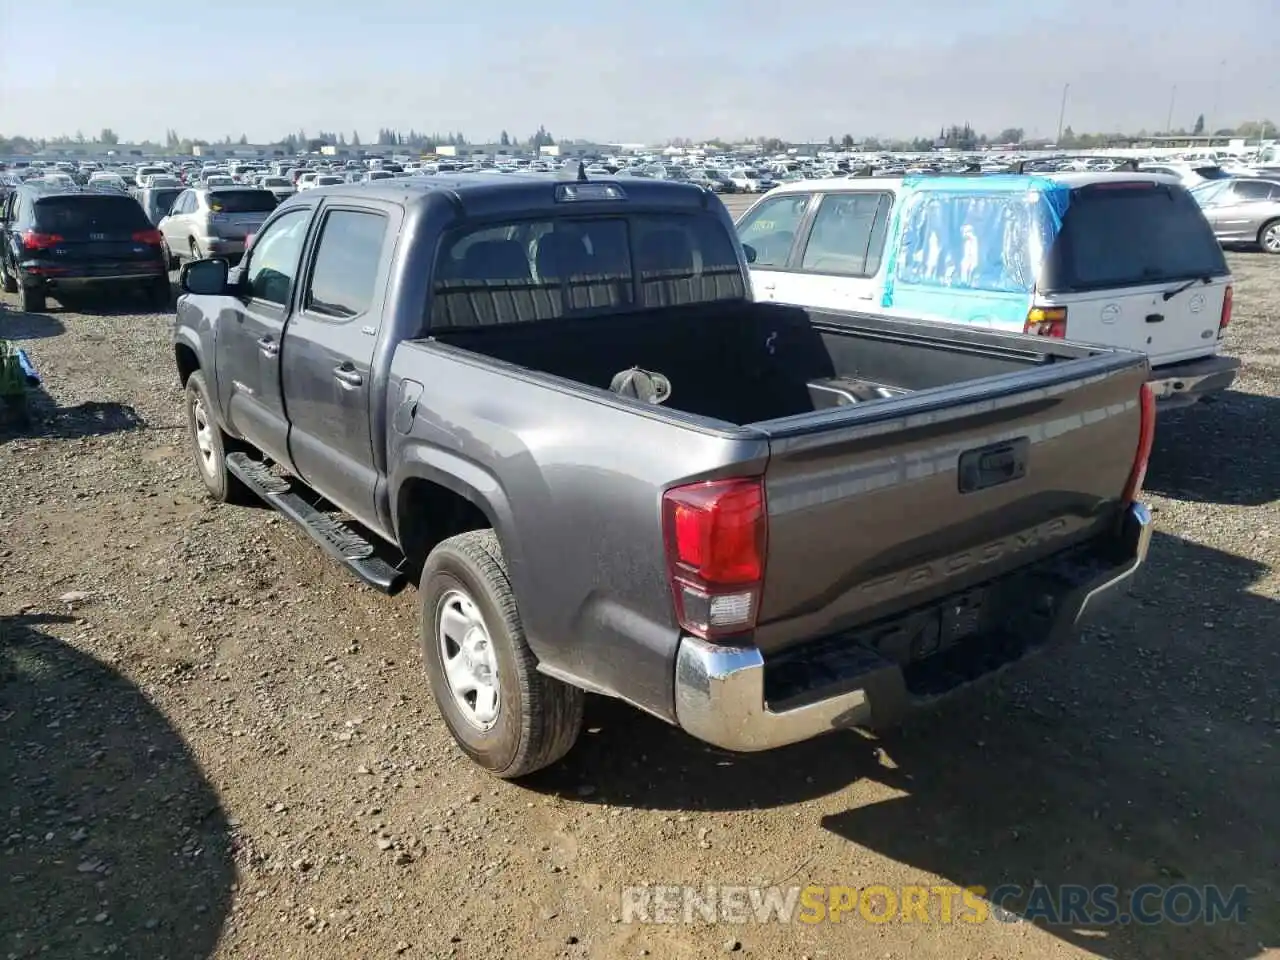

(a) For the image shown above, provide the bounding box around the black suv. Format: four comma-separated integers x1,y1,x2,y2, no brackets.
0,181,170,312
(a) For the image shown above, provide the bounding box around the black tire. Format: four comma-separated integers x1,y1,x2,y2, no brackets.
149,275,172,309
420,530,584,778
1259,219,1280,256
184,370,251,504
189,238,204,261
161,240,178,271
19,285,45,313
0,259,17,294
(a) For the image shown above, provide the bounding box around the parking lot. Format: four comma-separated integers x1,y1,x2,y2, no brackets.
1,215,1278,960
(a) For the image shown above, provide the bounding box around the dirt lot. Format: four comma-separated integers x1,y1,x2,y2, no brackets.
1,235,1278,960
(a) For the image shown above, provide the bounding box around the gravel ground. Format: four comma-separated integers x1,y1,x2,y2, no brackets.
1,239,1277,960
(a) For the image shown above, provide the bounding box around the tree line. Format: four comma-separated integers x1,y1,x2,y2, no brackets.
1,119,1273,157
0,125,561,156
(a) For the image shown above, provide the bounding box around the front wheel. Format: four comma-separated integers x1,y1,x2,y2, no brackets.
420,530,584,778
1259,219,1280,255
184,370,250,503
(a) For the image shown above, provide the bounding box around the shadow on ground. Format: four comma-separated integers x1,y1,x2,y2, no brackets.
30,282,173,316
533,530,1278,959
0,614,235,959
0,307,65,340
0,391,146,443
1145,389,1280,506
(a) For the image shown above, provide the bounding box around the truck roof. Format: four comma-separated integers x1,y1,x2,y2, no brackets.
287,174,720,218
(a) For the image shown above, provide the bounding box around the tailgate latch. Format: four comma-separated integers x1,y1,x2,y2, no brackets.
958,437,1029,493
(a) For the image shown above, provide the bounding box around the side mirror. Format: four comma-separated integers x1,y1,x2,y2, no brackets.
180,257,230,296
742,243,757,264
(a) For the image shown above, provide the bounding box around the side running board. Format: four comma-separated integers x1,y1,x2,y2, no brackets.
225,453,406,594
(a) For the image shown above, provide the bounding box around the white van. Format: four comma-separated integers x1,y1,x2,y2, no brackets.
736,172,1239,408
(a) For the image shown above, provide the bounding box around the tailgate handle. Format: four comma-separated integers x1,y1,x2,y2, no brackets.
958,437,1029,494
1145,313,1164,323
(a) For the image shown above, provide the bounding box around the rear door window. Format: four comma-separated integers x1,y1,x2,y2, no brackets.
1043,183,1228,292
1228,180,1277,202
33,195,150,234
303,210,388,320
798,192,893,277
208,190,277,214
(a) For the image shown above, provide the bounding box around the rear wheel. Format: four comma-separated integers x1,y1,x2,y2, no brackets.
189,238,204,261
0,259,17,294
420,530,584,778
1259,219,1280,255
19,285,45,313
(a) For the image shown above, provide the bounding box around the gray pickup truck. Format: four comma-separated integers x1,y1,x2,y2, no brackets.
172,173,1155,778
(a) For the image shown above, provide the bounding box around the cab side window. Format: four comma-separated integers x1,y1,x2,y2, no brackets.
735,194,811,268
243,209,310,306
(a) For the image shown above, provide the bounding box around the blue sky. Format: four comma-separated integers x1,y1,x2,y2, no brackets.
0,0,1275,143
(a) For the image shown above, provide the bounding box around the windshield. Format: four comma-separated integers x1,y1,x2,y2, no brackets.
1193,166,1233,180
1041,183,1228,292
208,190,278,213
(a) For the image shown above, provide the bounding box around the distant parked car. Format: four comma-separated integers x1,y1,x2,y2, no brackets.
1191,178,1280,254
158,187,277,265
1139,162,1234,189
135,185,186,227
257,176,297,202
0,181,169,311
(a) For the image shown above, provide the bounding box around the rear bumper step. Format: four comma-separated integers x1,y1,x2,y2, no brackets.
1148,355,1240,409
225,452,406,594
673,501,1153,752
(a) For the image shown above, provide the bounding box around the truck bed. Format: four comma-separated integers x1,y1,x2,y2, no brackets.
431,300,1111,426
431,300,1148,636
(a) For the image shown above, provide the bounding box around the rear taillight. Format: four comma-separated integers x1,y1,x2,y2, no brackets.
1122,383,1156,505
1024,306,1067,338
20,230,64,251
1219,284,1233,334
132,228,164,245
663,478,767,641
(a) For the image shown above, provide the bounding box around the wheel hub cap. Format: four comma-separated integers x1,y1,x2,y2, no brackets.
192,397,215,476
437,590,500,730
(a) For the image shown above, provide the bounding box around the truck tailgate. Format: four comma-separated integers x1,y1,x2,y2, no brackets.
752,352,1149,656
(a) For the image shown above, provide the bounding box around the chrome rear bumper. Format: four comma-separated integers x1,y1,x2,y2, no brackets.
674,502,1153,752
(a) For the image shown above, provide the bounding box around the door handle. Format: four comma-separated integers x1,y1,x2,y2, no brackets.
761,282,776,291
853,292,875,301
333,365,363,387
257,336,278,357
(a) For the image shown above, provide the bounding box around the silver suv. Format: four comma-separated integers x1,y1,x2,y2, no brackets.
158,186,277,264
